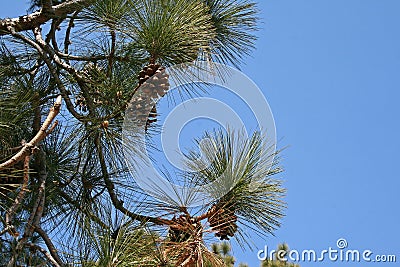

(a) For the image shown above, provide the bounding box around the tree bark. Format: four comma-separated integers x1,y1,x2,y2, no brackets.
0,0,94,35
0,96,62,172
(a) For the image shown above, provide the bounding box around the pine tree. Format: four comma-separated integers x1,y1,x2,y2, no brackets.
209,242,248,267
0,1,286,266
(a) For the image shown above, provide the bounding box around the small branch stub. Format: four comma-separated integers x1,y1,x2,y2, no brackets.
101,120,109,129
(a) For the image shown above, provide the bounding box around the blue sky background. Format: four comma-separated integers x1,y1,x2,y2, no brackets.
1,1,399,266
235,1,400,266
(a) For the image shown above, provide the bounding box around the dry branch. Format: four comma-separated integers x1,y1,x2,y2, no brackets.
35,226,63,266
5,155,31,236
0,95,62,172
26,243,61,267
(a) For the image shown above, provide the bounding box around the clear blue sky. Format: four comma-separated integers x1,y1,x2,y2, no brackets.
236,1,400,266
2,1,399,266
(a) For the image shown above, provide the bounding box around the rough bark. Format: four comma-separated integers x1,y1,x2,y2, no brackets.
0,0,94,35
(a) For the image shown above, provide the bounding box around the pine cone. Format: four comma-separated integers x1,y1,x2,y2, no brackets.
145,106,157,131
134,63,170,131
137,63,161,85
208,202,238,240
168,215,202,243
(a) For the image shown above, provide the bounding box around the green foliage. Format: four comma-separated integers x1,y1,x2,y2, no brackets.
204,0,258,67
208,242,251,267
125,0,216,65
0,0,286,266
186,129,286,244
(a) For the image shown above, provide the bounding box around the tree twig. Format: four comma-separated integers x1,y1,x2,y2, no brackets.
35,226,63,266
34,27,98,116
7,27,83,121
0,95,62,172
5,155,31,236
64,11,79,64
26,242,61,267
107,29,116,77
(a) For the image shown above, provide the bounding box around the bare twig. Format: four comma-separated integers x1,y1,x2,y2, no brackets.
26,243,61,267
47,18,64,52
107,29,116,77
0,95,62,172
64,11,79,64
5,155,31,236
35,226,63,266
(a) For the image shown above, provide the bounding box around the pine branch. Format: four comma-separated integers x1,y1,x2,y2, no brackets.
47,17,64,52
26,242,61,267
32,26,97,118
0,95,62,171
42,0,55,15
94,133,173,226
0,0,95,35
106,29,116,77
7,27,84,121
58,189,109,229
64,11,79,64
5,155,31,236
35,226,63,266
33,27,76,74
7,155,47,267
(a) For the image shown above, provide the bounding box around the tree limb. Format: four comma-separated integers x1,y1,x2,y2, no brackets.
5,155,31,236
42,0,55,15
94,133,173,226
26,242,61,267
7,161,48,267
0,95,62,172
0,0,94,35
35,226,64,266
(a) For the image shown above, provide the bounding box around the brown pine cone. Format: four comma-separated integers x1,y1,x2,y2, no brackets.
134,63,170,131
208,202,238,240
